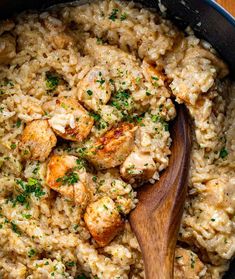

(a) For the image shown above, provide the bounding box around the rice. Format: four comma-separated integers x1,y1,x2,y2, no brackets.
0,0,233,278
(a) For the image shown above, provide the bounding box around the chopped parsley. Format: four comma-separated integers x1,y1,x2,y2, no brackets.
92,176,97,182
219,147,228,159
96,72,105,85
16,119,21,128
89,112,107,130
103,204,108,210
110,89,132,111
120,13,127,21
28,248,36,257
151,76,159,87
22,213,31,219
116,205,123,213
151,114,161,123
66,261,76,267
61,103,68,109
11,221,21,235
190,253,195,268
96,118,108,130
164,123,169,131
151,76,159,81
56,171,79,186
10,143,17,149
86,89,93,96
76,147,87,158
109,8,119,21
45,72,59,91
32,163,40,175
13,178,45,207
73,224,79,231
89,112,101,122
96,37,104,45
109,78,114,85
76,158,87,170
135,77,142,84
211,218,216,222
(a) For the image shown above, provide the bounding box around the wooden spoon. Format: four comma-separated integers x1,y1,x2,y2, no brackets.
129,105,191,279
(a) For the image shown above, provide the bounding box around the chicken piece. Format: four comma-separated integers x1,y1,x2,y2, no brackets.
174,247,207,279
120,149,156,183
19,120,57,162
77,66,112,111
86,122,136,169
84,196,124,247
46,154,90,207
142,60,165,87
44,97,94,142
0,34,16,64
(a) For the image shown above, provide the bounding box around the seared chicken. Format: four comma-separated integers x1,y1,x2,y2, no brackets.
174,247,207,279
84,196,124,247
44,97,94,142
120,148,156,183
86,122,136,169
77,66,112,111
46,154,90,207
19,119,57,162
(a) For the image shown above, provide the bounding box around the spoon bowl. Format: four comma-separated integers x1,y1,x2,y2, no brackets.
129,105,191,279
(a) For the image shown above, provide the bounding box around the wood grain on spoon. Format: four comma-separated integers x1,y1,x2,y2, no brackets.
129,105,191,279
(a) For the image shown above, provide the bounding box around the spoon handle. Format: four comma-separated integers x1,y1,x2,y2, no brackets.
130,106,191,279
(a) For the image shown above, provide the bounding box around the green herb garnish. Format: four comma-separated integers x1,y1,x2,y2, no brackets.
56,171,79,186
120,13,127,21
10,143,17,149
109,8,119,21
86,89,93,96
13,178,45,207
219,147,228,159
28,248,36,257
11,221,21,235
66,261,76,267
16,119,21,128
22,213,31,219
89,112,101,122
96,72,105,85
45,72,59,91
110,89,131,111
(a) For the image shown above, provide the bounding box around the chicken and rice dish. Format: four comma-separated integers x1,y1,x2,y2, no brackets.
0,0,234,278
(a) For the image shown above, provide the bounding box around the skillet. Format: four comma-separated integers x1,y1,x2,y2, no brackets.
0,0,234,277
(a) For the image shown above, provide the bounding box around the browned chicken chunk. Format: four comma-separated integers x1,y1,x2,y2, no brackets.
19,119,57,162
86,122,136,169
120,149,156,183
84,196,124,247
77,66,112,111
46,154,90,207
174,247,207,279
44,97,94,142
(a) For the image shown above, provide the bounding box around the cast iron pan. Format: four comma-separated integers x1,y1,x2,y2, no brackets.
0,0,234,277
